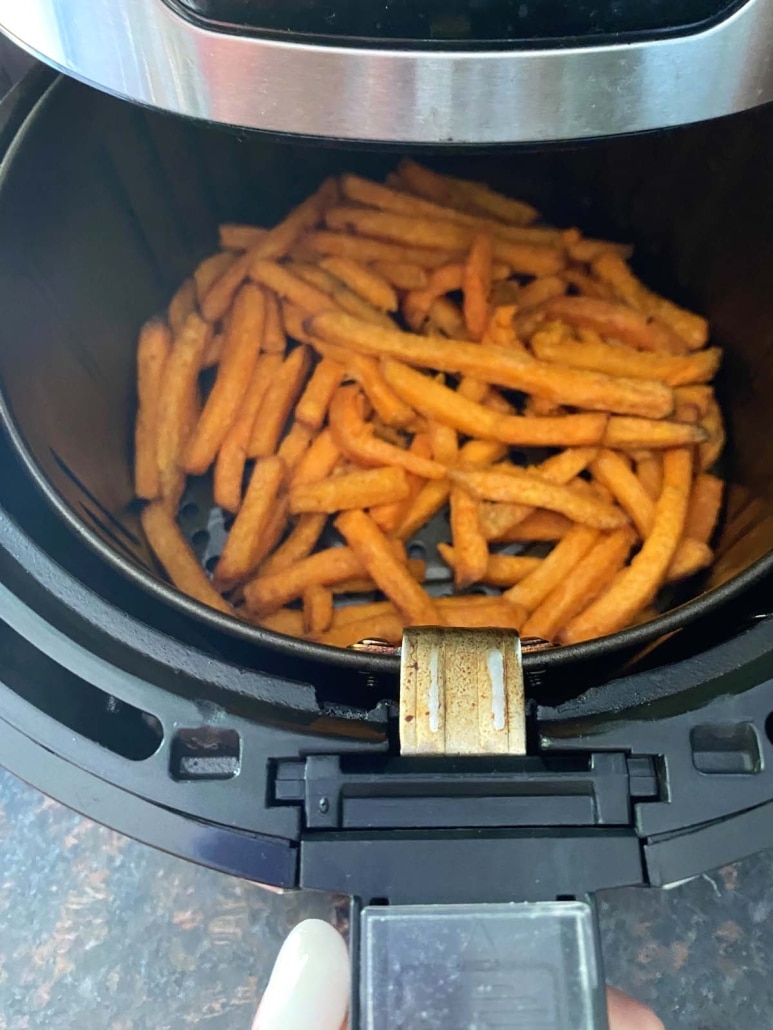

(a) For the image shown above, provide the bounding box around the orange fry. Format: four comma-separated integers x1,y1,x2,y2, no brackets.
168,279,197,337
591,450,656,538
258,607,306,636
277,422,313,474
214,456,286,587
316,612,405,648
542,295,683,354
303,584,334,635
293,262,394,328
494,510,574,542
310,311,674,419
561,448,692,642
335,510,440,625
504,524,601,610
320,255,398,312
395,480,451,541
291,429,342,489
684,473,723,544
438,544,541,587
451,467,628,530
245,546,366,615
699,398,725,471
667,538,713,582
156,313,210,509
371,261,429,291
249,346,312,458
219,224,267,251
315,342,416,428
381,359,607,446
307,230,462,269
134,319,172,500
290,466,410,514
522,526,635,641
449,484,488,589
186,283,265,475
295,358,345,430
203,330,225,369
262,289,287,354
194,251,236,306
260,512,327,577
603,417,706,450
398,160,539,226
463,233,493,340
251,260,337,315
142,502,232,615
371,435,433,532
635,452,663,502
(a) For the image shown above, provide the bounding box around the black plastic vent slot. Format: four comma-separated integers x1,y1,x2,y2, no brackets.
170,727,241,781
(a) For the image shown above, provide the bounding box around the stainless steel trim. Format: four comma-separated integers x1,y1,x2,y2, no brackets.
0,0,772,142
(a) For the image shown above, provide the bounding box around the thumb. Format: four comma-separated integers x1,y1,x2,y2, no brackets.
252,918,350,1030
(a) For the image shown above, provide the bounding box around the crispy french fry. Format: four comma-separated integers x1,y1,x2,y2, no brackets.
522,527,635,641
699,397,725,471
294,262,394,328
277,422,313,474
251,260,338,316
517,276,567,309
563,231,633,264
329,386,446,480
319,255,398,312
561,448,692,642
428,420,458,465
441,599,527,631
245,546,366,615
194,251,236,306
260,512,327,577
457,439,509,466
483,305,521,350
315,342,416,428
426,297,469,339
603,416,706,450
371,261,428,291
295,358,345,430
214,456,286,587
251,496,290,571
494,510,574,542
290,466,410,514
303,584,334,634
531,327,721,387
635,452,663,502
214,353,283,513
335,510,440,624
371,434,433,532
134,319,172,500
463,233,493,340
203,330,226,369
667,538,713,581
262,289,287,354
316,611,405,647
186,283,265,475
258,607,306,636
142,502,233,615
674,385,713,419
561,267,611,299
542,295,683,354
449,484,488,589
504,524,601,610
249,346,312,458
310,311,675,419
307,230,462,268
684,473,723,543
592,252,709,350
395,480,451,541
291,429,342,489
452,467,628,530
219,224,267,251
156,313,210,509
438,544,541,587
398,160,539,226
168,279,197,337
591,450,656,538
381,359,607,446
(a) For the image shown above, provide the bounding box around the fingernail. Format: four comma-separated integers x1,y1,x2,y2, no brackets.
254,919,350,1030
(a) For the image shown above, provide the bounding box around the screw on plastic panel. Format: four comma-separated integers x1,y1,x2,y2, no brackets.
399,627,526,756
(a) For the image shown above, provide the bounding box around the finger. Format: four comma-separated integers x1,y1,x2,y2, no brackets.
253,919,350,1030
607,986,666,1029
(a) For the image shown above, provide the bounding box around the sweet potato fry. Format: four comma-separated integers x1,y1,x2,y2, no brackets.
319,255,398,312
428,421,458,465
261,289,287,354
186,283,265,475
381,359,607,446
251,260,338,316
603,416,706,449
194,251,236,306
202,330,225,369
371,261,428,291
290,466,409,514
249,345,312,458
260,512,327,577
463,234,493,340
214,456,286,587
245,546,366,615
398,160,539,226
310,311,674,419
635,452,663,502
329,386,446,480
307,230,462,269
316,612,405,647
214,353,283,513
699,397,725,471
142,502,232,615
542,296,683,354
674,385,713,419
303,584,334,635
371,435,433,532
451,467,628,530
134,319,172,500
426,297,469,339
457,439,509,467
294,262,394,328
156,313,210,509
395,480,451,541
494,510,574,542
291,429,342,489
315,342,416,428
504,524,601,610
258,607,306,636
483,305,521,350
667,538,713,581
442,599,527,631
438,545,541,587
449,484,488,589
517,276,567,309
531,328,721,386
591,450,656,538
684,473,723,543
277,422,313,474
219,224,267,251
335,510,440,624
295,358,345,430
561,448,692,642
522,527,635,641
168,279,197,337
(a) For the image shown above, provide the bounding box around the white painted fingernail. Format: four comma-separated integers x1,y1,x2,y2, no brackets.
253,919,350,1030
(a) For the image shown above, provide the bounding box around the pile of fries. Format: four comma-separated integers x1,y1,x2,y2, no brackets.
134,160,725,649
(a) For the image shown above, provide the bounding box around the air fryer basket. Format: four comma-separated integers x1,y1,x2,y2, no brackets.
0,76,772,688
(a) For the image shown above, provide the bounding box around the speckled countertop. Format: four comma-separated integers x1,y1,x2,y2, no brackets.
1,766,772,1030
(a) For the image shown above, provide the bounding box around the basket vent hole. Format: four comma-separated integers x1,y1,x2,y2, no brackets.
691,722,762,775
170,727,241,781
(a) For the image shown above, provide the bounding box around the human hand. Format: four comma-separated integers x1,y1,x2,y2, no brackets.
253,919,665,1030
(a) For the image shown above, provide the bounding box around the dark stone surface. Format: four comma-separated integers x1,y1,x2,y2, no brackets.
1,767,772,1029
